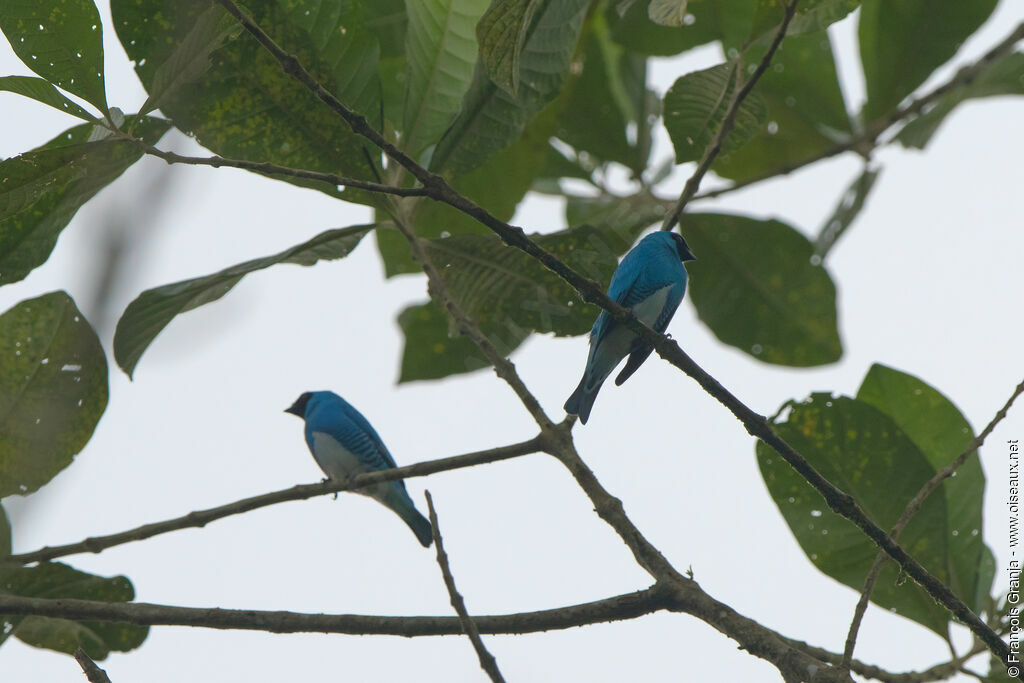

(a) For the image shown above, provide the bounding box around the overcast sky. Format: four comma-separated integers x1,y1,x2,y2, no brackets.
2,3,1023,681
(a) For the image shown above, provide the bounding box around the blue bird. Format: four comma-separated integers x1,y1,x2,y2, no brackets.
564,232,696,424
285,391,433,547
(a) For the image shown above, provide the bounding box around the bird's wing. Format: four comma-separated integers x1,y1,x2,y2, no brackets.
310,408,399,472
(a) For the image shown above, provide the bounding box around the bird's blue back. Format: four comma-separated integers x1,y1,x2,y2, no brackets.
591,232,688,344
302,392,399,472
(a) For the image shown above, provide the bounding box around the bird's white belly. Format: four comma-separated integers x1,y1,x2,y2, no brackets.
311,432,389,500
631,285,672,327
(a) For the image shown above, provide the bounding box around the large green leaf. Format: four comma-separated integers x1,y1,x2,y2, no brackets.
112,0,383,197
857,363,990,615
0,292,108,498
379,93,562,277
138,4,241,117
0,0,108,113
556,14,647,171
430,0,589,174
0,117,169,285
747,0,860,44
662,62,767,165
683,213,841,366
0,76,95,122
0,562,147,659
397,299,530,382
713,31,852,182
897,52,1024,150
859,0,998,122
758,395,954,635
114,225,374,378
402,0,488,157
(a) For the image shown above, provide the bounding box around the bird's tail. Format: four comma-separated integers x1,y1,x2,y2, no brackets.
385,487,433,547
564,375,605,425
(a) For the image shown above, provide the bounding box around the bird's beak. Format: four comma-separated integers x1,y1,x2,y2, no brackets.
284,402,304,417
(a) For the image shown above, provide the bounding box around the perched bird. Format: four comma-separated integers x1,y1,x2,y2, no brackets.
564,232,696,424
285,390,433,547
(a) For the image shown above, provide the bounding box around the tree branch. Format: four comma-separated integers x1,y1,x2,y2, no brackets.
841,377,1024,667
425,492,505,683
74,648,112,683
659,0,799,232
688,20,1024,203
4,436,544,566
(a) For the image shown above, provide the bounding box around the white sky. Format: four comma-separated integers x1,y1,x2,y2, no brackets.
2,2,1023,681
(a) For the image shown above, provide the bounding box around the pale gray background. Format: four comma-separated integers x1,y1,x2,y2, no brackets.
2,3,1022,681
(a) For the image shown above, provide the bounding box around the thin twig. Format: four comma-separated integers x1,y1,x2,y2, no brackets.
5,436,544,565
659,0,799,232
425,492,506,683
841,377,1024,667
124,138,430,198
74,648,112,683
784,637,987,683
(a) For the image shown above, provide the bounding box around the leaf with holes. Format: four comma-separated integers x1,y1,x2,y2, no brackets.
857,363,991,615
0,562,147,658
757,394,954,635
663,63,767,165
112,0,385,198
683,213,841,366
0,292,107,498
0,0,108,112
114,224,375,378
0,76,95,121
0,116,169,285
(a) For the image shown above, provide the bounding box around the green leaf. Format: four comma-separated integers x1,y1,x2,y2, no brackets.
556,14,647,171
0,292,108,498
379,93,561,277
0,562,147,659
138,4,241,116
397,299,530,382
0,117,169,285
0,0,108,113
683,213,841,366
0,76,95,122
430,0,589,174
402,0,488,157
607,0,719,56
897,52,1024,150
662,62,767,165
476,0,543,96
857,363,990,615
112,0,382,197
757,394,954,635
813,166,879,259
114,225,374,378
712,31,852,182
859,0,998,122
